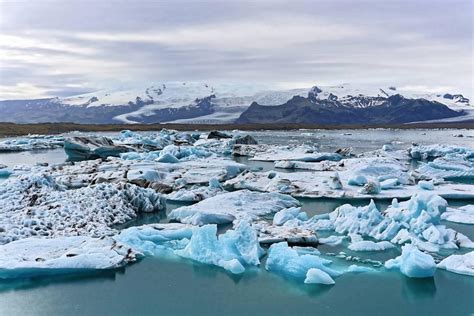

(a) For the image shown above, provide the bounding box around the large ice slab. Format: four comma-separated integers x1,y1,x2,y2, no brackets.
437,252,474,276
441,205,474,224
0,173,165,244
409,144,474,160
224,169,474,199
0,236,137,279
251,145,342,162
168,190,300,225
384,244,436,278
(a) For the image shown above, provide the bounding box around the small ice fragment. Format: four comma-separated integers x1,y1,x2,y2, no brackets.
304,268,335,285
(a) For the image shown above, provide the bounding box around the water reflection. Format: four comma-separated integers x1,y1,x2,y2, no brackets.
402,276,437,300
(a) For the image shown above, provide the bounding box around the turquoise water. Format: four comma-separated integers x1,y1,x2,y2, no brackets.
0,129,473,315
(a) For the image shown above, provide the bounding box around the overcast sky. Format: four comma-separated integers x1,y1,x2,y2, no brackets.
0,0,472,99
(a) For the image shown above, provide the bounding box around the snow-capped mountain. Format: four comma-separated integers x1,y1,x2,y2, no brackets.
0,82,471,124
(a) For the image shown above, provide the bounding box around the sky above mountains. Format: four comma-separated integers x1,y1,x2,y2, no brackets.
0,0,472,100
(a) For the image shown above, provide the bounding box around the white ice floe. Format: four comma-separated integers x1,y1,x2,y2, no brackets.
168,190,300,225
441,205,474,224
409,144,473,160
384,244,436,278
265,242,342,284
437,252,474,276
0,173,165,244
252,220,318,246
348,240,395,252
0,236,137,279
223,169,474,199
415,152,474,181
250,145,342,162
0,135,64,152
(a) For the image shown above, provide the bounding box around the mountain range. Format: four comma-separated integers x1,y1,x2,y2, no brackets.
0,83,471,125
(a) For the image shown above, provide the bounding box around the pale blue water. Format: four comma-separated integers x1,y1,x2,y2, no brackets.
0,129,473,315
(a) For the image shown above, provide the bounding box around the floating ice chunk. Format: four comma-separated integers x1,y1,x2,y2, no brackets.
265,242,342,283
441,206,474,224
156,153,180,163
326,193,472,251
304,268,335,285
175,222,263,274
251,145,342,162
159,145,212,161
418,180,434,190
168,190,300,225
115,223,194,255
415,154,474,181
437,252,474,276
252,221,318,246
348,175,368,186
348,240,395,251
410,144,473,160
273,207,308,226
358,180,381,195
380,178,399,190
64,136,133,161
329,172,343,189
384,244,436,278
0,236,137,279
166,185,224,202
0,135,64,152
0,174,165,244
319,235,345,246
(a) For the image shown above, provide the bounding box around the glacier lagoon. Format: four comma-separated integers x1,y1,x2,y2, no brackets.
0,128,473,315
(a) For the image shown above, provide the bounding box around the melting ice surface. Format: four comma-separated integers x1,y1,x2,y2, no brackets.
0,128,473,315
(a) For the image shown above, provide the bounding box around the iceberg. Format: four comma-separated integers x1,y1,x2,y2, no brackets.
325,193,472,251
117,221,263,274
0,236,137,279
0,135,64,152
175,222,263,274
64,136,133,161
409,144,473,160
441,205,474,224
168,190,300,225
273,207,308,226
265,242,342,283
437,252,474,276
384,244,436,278
0,173,165,244
115,223,194,255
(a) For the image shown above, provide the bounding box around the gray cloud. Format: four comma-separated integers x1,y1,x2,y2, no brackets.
0,0,472,99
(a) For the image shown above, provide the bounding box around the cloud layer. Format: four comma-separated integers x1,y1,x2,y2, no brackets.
0,0,472,99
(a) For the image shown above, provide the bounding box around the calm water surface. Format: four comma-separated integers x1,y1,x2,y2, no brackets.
0,129,473,315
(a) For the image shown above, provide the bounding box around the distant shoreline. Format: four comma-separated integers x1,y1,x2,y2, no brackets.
0,122,473,137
